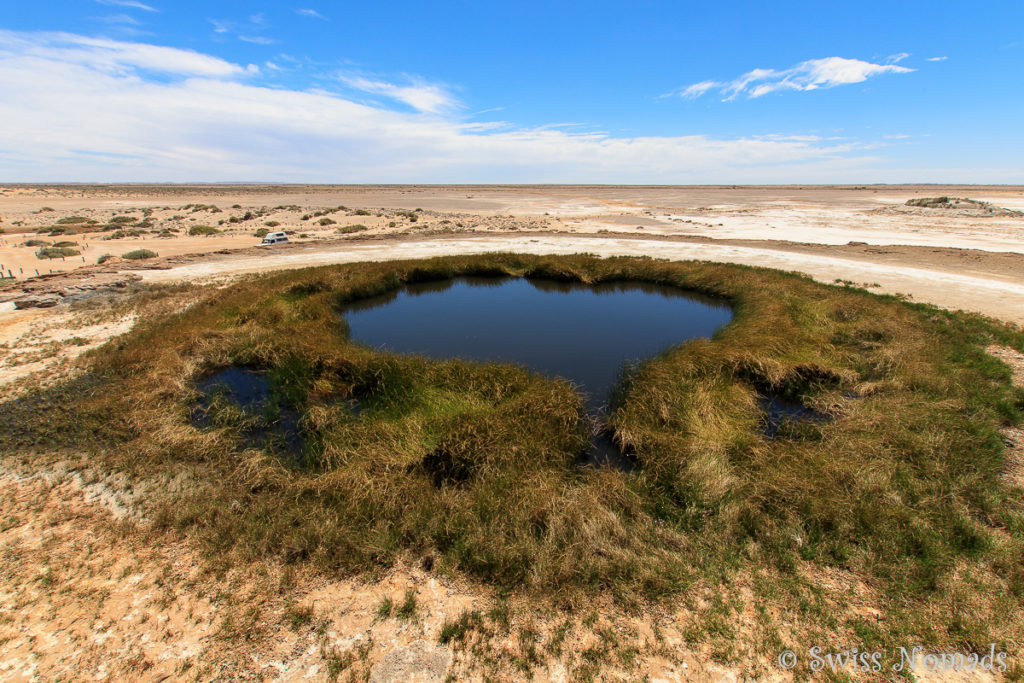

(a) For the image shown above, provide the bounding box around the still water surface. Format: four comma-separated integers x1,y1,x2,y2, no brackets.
342,277,733,469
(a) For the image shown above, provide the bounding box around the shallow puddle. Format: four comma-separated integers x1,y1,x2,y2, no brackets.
192,367,305,459
758,395,830,438
341,276,733,469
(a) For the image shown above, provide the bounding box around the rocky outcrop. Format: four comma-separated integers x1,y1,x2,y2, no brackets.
13,294,61,309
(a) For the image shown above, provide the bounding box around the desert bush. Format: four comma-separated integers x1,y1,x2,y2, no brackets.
336,224,368,234
189,225,221,236
104,229,143,240
36,246,80,259
121,249,157,260
318,218,336,226
97,253,114,264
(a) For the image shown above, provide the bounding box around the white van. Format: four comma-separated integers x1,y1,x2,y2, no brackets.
261,231,289,245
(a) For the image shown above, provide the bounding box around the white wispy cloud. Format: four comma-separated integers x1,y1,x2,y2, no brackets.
239,35,275,45
101,13,142,25
927,56,948,62
339,75,459,114
95,0,158,11
0,31,253,77
297,8,328,20
0,31,929,183
675,56,914,101
677,80,717,99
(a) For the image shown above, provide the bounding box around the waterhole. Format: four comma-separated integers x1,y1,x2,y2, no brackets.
341,276,733,469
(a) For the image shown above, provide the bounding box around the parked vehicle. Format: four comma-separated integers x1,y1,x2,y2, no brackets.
260,231,289,245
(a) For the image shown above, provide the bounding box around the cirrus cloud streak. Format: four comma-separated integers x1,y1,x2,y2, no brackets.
675,56,914,101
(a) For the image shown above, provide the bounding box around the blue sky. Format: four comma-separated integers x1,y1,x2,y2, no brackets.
0,1,1021,183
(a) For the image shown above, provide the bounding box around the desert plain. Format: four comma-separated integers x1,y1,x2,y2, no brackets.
1,184,1023,682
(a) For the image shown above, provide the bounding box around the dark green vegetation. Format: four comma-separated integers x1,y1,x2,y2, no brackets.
104,229,144,240
189,225,221,236
3,254,1024,664
121,249,157,260
336,224,368,234
35,246,80,259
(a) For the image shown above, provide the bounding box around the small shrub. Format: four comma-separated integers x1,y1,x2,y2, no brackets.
97,254,114,264
24,239,50,247
189,225,221,236
36,246,80,259
105,229,143,240
352,209,371,216
121,249,157,260
376,597,393,620
318,218,336,226
56,216,92,225
108,215,139,225
231,204,241,209
52,241,77,247
336,224,368,234
254,228,269,238
264,221,280,227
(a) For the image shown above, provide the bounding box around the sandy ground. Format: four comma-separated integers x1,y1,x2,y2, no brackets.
1,185,1022,681
0,462,766,682
2,184,1022,323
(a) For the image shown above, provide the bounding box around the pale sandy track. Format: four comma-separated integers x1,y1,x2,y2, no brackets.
143,235,1024,325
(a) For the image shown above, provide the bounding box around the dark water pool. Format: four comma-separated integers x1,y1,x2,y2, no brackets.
192,367,305,459
758,395,831,439
341,277,733,469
